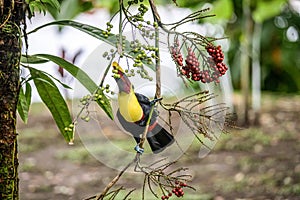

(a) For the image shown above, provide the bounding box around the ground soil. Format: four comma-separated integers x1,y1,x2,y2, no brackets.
17,94,300,200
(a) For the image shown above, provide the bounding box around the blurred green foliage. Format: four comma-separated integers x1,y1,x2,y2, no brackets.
177,0,300,93
45,0,300,93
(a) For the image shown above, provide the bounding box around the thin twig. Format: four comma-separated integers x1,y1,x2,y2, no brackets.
90,155,138,200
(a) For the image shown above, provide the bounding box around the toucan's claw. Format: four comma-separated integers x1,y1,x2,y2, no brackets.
134,145,144,154
150,97,163,106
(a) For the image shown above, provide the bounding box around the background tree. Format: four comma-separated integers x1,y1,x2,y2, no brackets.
175,0,299,125
0,0,24,198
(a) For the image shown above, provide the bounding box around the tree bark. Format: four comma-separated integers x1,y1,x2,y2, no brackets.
240,0,253,126
252,22,262,126
0,0,24,199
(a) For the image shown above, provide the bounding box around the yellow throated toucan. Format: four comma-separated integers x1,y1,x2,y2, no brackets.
112,62,174,153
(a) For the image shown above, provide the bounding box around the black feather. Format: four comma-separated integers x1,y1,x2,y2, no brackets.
117,93,174,153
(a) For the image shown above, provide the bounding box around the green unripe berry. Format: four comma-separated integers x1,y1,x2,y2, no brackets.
84,116,90,122
102,52,108,57
113,74,121,79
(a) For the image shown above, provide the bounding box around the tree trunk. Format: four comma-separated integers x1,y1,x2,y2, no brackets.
240,0,253,126
252,22,262,126
0,0,24,199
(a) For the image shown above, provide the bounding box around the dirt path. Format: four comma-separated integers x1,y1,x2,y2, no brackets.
18,94,300,200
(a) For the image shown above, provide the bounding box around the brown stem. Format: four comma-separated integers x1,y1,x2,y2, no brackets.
84,155,139,200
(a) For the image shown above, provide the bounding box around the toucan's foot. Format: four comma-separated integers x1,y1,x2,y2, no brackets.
150,97,163,106
134,145,144,154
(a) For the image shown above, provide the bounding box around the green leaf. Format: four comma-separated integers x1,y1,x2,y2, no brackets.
25,82,32,112
204,0,233,23
24,65,72,90
55,0,92,20
36,69,73,89
33,54,114,120
21,54,49,64
27,20,155,70
29,67,73,142
17,85,30,124
43,0,60,11
212,0,233,21
27,20,117,45
26,0,60,16
253,0,287,23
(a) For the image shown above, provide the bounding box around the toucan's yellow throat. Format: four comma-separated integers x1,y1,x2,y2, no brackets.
112,62,144,122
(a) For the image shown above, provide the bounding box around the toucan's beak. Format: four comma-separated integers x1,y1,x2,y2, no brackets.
112,62,131,93
112,61,125,73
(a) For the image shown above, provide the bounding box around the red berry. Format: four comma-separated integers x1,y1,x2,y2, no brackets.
181,191,184,196
180,182,187,187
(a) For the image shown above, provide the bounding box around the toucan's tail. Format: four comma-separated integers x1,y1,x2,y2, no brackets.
147,123,174,154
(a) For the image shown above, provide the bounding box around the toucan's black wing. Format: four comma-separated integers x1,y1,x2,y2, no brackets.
116,110,143,143
117,92,174,153
134,93,158,126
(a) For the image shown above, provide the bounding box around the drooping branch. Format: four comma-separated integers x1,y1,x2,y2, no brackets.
161,91,230,146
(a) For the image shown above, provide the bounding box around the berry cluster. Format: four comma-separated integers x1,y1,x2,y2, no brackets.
172,181,187,198
170,46,183,67
206,45,224,63
170,40,229,84
203,44,228,83
160,181,188,199
128,2,148,22
182,48,201,81
64,123,75,136
101,22,113,38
